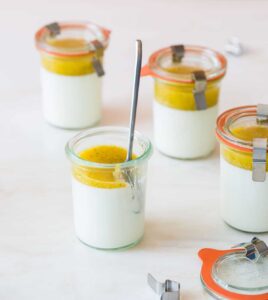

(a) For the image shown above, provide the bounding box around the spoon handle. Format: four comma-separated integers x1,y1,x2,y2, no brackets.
126,40,142,162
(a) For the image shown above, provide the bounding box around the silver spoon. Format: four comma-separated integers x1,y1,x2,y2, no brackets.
126,39,142,162
113,39,142,183
122,40,143,213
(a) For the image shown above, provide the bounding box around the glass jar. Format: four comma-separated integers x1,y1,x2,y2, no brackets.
142,45,227,159
35,22,110,129
66,126,153,250
216,105,268,232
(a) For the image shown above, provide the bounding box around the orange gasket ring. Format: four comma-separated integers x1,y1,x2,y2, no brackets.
199,248,268,299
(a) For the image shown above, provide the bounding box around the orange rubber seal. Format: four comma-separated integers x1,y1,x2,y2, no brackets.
35,22,111,58
216,105,259,153
141,45,227,84
199,248,268,299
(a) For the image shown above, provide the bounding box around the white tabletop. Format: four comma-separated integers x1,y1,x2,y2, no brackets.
1,0,268,299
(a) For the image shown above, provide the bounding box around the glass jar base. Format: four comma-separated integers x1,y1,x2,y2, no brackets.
223,219,268,234
157,147,215,161
45,118,100,131
76,235,144,251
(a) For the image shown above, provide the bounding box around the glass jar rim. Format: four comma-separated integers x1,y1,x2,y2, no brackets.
65,126,153,169
142,45,227,84
35,21,110,57
216,105,268,153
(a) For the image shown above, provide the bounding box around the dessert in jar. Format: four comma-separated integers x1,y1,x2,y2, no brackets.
66,126,152,250
141,45,227,159
216,104,268,232
35,22,110,129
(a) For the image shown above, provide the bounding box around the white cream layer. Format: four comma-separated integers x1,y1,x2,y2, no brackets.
72,177,145,249
41,68,101,129
153,101,218,159
220,157,268,233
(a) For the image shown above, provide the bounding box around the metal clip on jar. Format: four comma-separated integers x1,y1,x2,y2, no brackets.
216,104,268,232
35,21,110,129
141,45,227,159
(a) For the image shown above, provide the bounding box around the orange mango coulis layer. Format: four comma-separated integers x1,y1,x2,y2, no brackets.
222,126,268,171
73,145,136,188
154,65,220,111
40,38,102,76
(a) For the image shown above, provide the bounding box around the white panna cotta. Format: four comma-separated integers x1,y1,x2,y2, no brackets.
154,101,218,158
72,177,145,249
220,157,268,232
41,68,101,129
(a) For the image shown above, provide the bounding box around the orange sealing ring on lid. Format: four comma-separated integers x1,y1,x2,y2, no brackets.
35,21,111,58
216,105,266,153
141,45,227,84
199,248,268,299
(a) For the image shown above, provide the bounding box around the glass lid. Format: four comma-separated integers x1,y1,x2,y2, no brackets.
146,45,227,83
212,251,268,295
199,237,268,299
216,104,268,153
35,21,110,56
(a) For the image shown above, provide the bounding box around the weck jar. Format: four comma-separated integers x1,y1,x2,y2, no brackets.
66,126,153,250
216,104,268,232
142,44,227,159
35,21,110,129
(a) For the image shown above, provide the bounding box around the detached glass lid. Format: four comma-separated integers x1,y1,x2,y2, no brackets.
142,45,227,83
199,237,268,299
35,21,110,56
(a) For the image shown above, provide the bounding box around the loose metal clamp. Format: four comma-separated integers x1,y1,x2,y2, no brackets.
91,40,105,77
46,22,60,37
192,71,207,110
171,45,185,63
148,273,180,300
233,237,268,263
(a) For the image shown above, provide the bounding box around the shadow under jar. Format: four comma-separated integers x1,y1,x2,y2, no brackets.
35,21,110,129
66,126,153,250
142,45,227,159
216,104,268,232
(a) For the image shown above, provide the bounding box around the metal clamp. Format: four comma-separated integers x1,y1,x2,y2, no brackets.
192,71,207,110
46,22,60,37
252,138,267,182
234,237,268,262
148,273,180,300
91,40,105,77
257,103,268,124
92,40,104,57
171,45,185,63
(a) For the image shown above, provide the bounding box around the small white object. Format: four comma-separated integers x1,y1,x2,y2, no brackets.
41,68,102,129
153,102,218,159
225,37,244,56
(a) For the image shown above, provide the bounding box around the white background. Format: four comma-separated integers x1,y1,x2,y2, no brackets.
1,0,268,299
